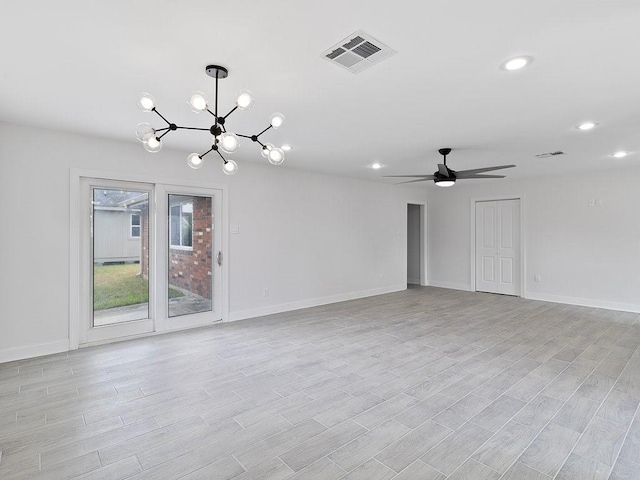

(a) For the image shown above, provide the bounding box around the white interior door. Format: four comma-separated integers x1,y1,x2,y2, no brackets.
475,199,521,295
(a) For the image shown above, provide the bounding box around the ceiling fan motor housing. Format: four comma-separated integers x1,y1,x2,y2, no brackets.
434,170,456,180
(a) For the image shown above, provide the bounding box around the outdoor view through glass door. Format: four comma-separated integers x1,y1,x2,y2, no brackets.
168,194,213,317
92,188,150,326
77,178,223,346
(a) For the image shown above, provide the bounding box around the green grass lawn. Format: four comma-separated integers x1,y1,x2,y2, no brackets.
93,263,183,311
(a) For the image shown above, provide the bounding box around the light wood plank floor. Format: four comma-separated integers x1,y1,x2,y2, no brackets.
1,286,640,479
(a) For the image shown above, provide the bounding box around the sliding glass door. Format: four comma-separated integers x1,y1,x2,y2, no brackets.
79,179,223,345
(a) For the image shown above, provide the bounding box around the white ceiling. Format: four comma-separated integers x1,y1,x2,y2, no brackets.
1,0,639,184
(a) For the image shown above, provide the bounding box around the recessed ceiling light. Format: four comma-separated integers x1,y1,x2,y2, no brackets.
611,151,629,158
281,144,292,151
576,122,598,131
370,162,383,169
501,56,533,71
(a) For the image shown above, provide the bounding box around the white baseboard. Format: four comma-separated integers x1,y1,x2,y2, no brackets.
0,340,69,364
407,278,420,285
427,280,472,292
524,292,640,313
228,284,407,322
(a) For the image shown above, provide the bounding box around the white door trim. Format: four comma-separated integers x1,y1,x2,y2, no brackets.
470,194,525,296
69,167,230,350
407,200,428,286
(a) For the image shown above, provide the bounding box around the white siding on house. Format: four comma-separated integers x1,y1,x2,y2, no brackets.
93,209,141,263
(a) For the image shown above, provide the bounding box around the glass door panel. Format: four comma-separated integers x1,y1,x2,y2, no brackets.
168,194,213,317
92,188,150,326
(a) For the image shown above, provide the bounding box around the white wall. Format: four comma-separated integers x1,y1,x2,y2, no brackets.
407,204,421,284
0,122,427,361
428,169,640,311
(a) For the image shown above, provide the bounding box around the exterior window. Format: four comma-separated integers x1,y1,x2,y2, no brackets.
170,203,193,248
130,213,141,238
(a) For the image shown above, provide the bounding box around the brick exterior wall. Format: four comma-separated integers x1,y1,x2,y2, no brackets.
168,196,212,299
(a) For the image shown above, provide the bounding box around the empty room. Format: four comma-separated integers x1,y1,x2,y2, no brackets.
1,1,639,479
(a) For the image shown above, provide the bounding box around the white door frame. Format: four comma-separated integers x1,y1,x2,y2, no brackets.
407,201,428,286
69,167,230,350
470,195,525,295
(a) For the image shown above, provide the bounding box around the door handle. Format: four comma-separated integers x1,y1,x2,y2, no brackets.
216,251,222,266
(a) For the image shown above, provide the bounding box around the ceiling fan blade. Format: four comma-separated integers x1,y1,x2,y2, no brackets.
459,174,506,179
396,176,435,184
437,164,449,177
455,164,516,176
383,174,433,178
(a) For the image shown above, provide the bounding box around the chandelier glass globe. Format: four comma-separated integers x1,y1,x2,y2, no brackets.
144,136,162,153
219,132,240,154
270,112,285,129
222,159,238,175
187,91,208,113
261,143,274,159
135,123,155,142
187,153,203,169
268,147,285,165
137,92,155,112
235,90,253,110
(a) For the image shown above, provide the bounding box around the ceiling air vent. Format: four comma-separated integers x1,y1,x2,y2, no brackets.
535,151,565,158
321,30,396,74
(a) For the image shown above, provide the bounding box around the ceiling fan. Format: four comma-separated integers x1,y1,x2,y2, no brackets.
385,148,516,187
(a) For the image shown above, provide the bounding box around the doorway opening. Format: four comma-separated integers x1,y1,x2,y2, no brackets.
407,203,427,287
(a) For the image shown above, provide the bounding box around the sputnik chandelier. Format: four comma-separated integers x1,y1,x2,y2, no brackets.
136,65,286,175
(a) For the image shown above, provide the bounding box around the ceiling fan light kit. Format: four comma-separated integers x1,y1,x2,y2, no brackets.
385,148,516,187
136,65,287,175
435,179,456,188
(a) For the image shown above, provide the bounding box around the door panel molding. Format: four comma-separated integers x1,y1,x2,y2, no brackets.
470,195,525,296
